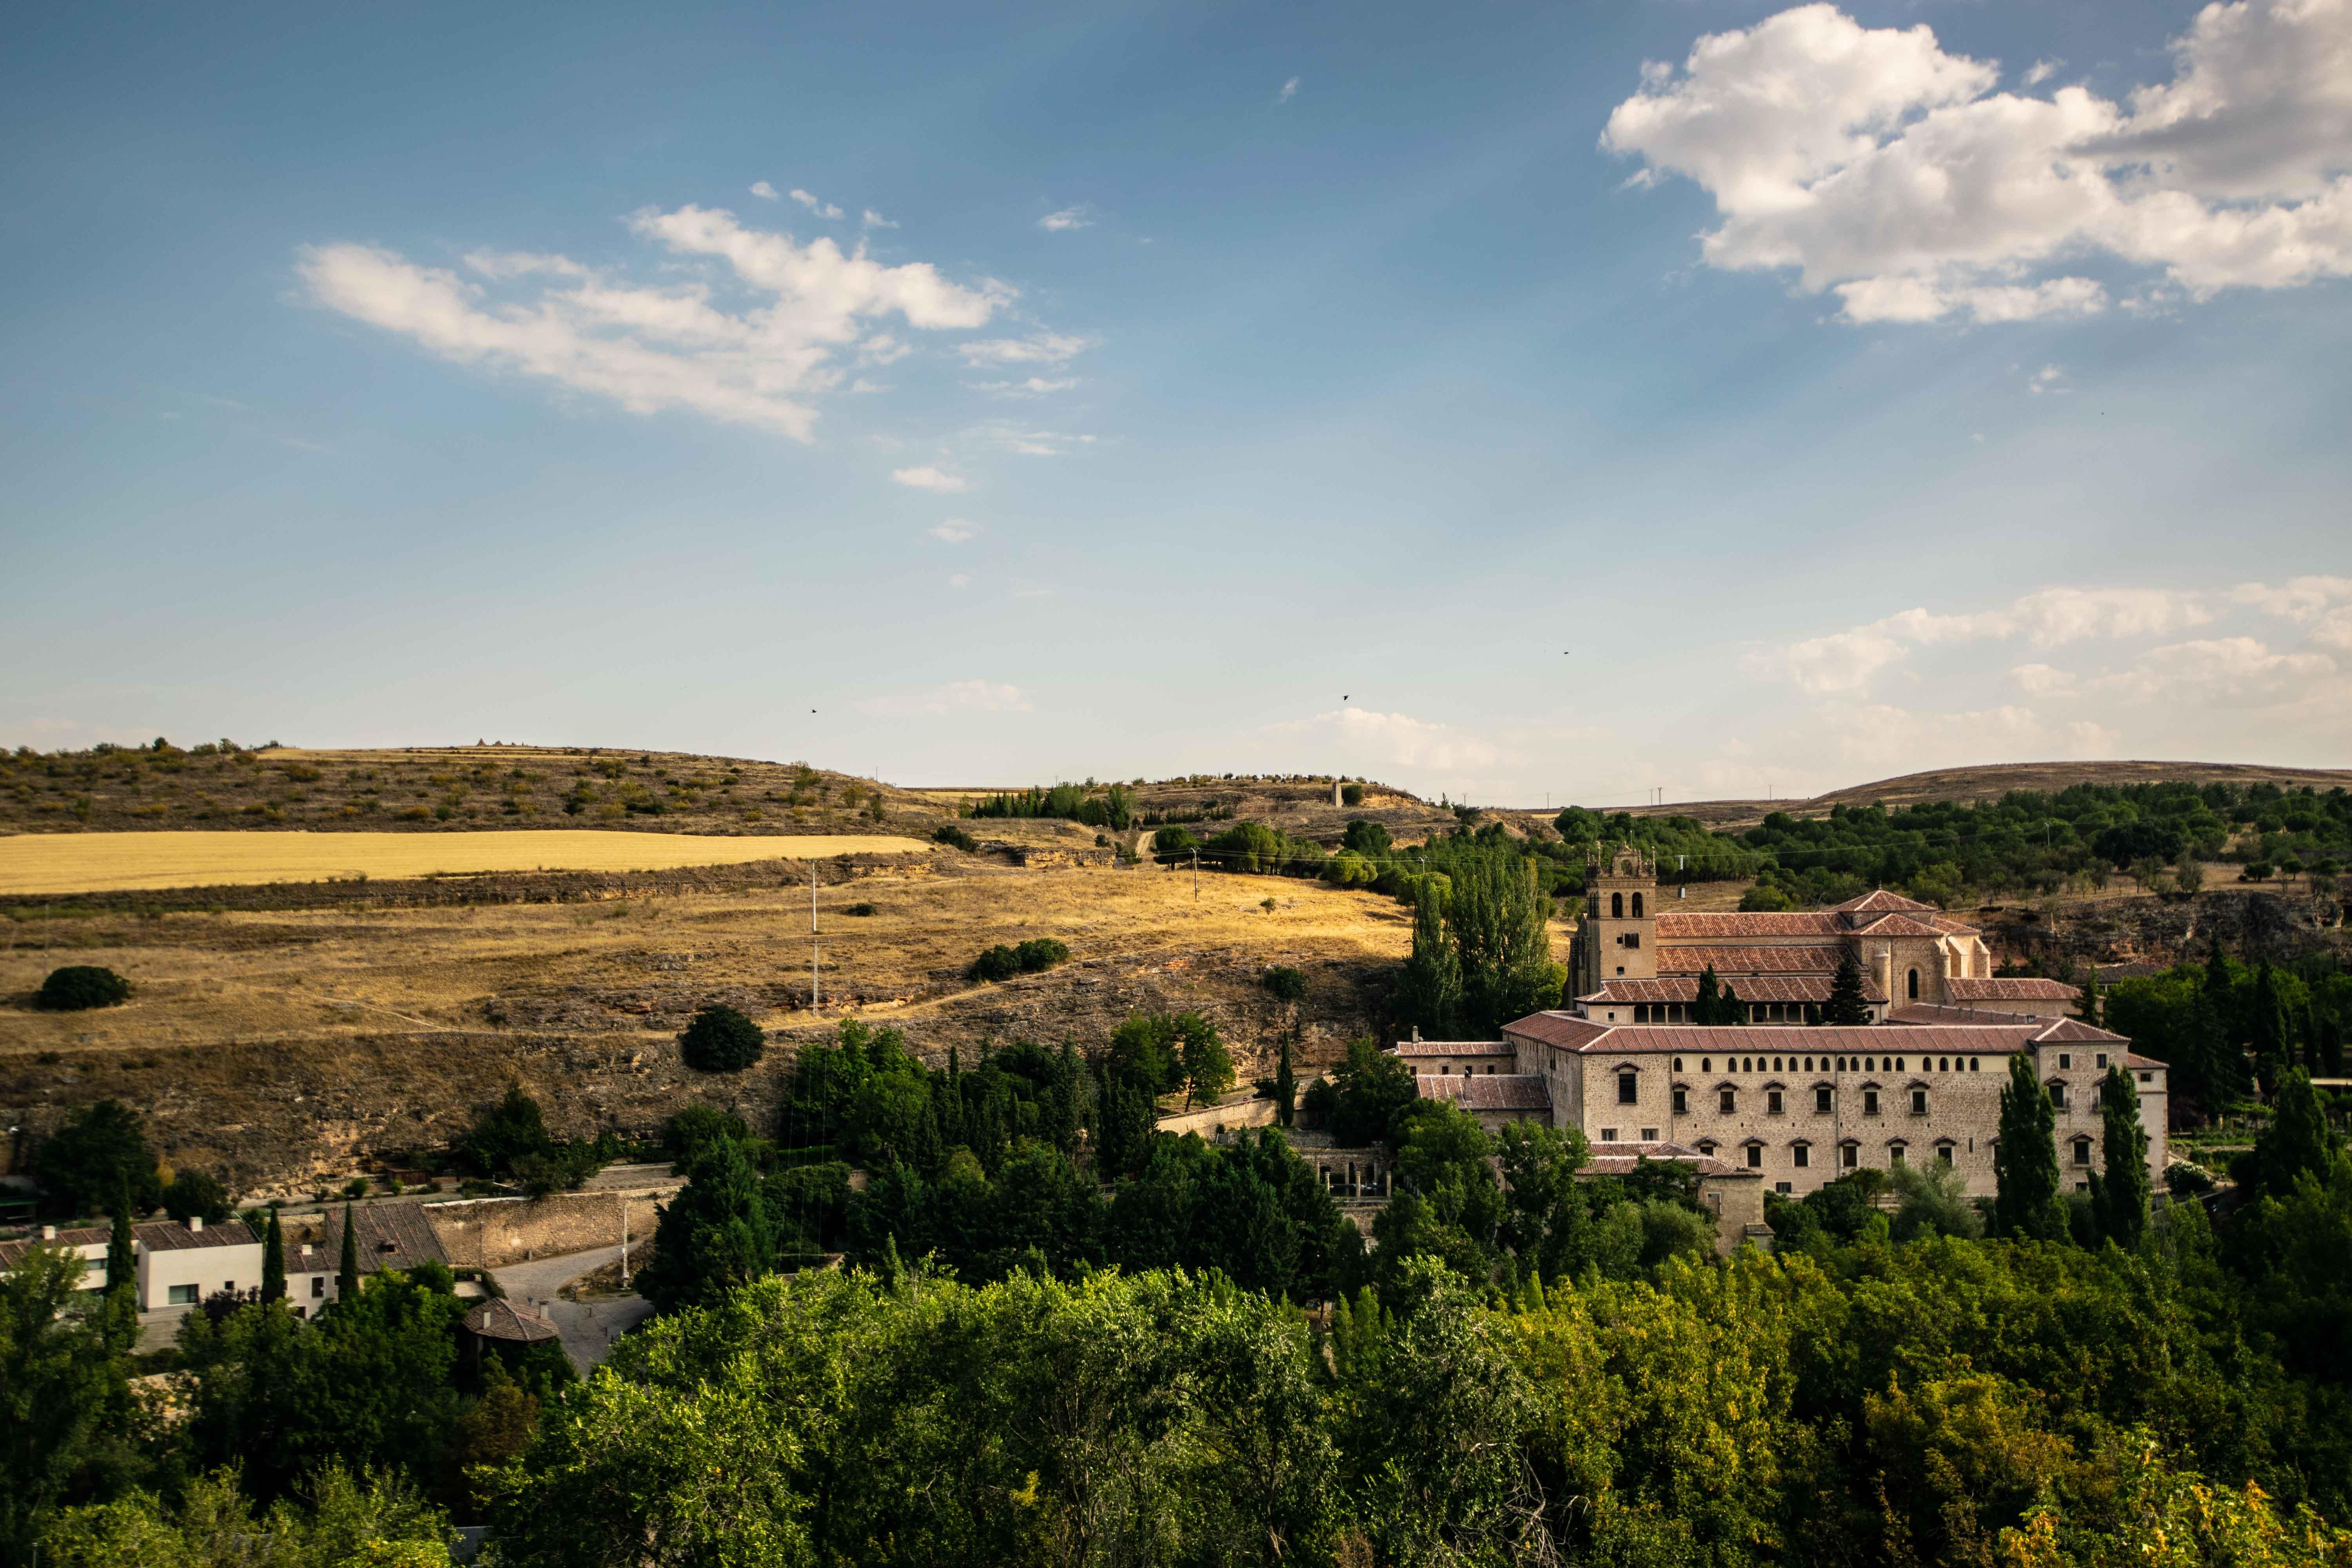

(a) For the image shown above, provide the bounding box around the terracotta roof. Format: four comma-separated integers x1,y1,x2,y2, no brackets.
1887,1002,2051,1027
133,1219,257,1252
463,1298,559,1343
1390,1040,1515,1058
0,1225,108,1269
1503,1012,1612,1050
1655,912,1847,938
1946,977,2081,1001
1582,976,1886,1005
1849,913,1956,938
1829,889,1937,914
287,1202,450,1275
1503,1014,2049,1056
2029,1018,2130,1044
1656,945,1844,975
2122,1053,2167,1071
1416,1073,1553,1112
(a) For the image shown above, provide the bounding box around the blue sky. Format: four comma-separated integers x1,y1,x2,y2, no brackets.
5,0,2348,804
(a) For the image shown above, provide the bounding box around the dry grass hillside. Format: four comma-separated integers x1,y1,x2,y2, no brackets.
0,853,1454,1194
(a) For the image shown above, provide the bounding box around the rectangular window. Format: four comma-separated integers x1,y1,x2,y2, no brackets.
1863,1090,1879,1116
1815,1086,1833,1114
1599,1128,1617,1143
2096,1054,2108,1069
1793,1144,1810,1168
1746,1144,1764,1168
1911,1089,1927,1116
1672,1088,1687,1116
1768,1089,1783,1115
2049,1083,2067,1110
1841,1144,1858,1169
1890,1146,1905,1167
167,1284,198,1306
1618,1072,1638,1105
312,1277,325,1298
1937,1145,1953,1166
1719,1088,1737,1114
2058,1053,2072,1070
1625,933,1640,949
2073,1140,2092,1165
1640,1127,1658,1142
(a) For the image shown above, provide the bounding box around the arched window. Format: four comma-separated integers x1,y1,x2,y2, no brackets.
1611,892,1624,918
1907,968,1920,1000
1938,1057,1948,1072
1631,892,1644,918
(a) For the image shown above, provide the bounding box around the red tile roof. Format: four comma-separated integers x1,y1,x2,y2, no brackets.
1416,1073,1553,1112
1503,1012,1612,1050
1583,976,1886,1005
1946,977,2081,1001
1849,913,1956,938
2029,1018,2130,1044
1656,912,1847,938
1390,1040,1515,1058
1657,945,1844,975
464,1298,559,1343
2121,1053,2167,1071
1581,1141,1744,1179
1887,1002,2050,1027
1503,1012,2051,1056
1829,889,1938,914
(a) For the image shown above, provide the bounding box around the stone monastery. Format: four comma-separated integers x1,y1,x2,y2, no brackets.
1390,848,2166,1246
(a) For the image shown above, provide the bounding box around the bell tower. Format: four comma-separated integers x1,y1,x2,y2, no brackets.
1580,843,1658,990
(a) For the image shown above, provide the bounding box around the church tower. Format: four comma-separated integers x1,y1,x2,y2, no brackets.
1579,844,1658,991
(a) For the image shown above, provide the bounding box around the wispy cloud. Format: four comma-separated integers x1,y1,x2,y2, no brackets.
1038,207,1093,231
860,680,1032,716
971,376,1078,396
893,465,969,492
750,181,780,201
298,205,1013,440
928,519,976,542
1277,76,1300,103
789,188,844,220
862,209,897,229
959,333,1094,367
1266,708,1509,771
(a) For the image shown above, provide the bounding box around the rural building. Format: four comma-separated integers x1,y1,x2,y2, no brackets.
1570,847,2054,1021
1389,846,2168,1219
282,1202,450,1312
0,1216,265,1310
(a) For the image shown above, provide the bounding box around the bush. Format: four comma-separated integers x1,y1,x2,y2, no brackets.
1014,938,1069,972
1341,783,1365,806
969,946,1020,983
1264,965,1307,1004
933,824,979,853
679,1004,766,1072
162,1168,232,1226
1738,882,1796,912
36,965,130,1011
844,902,877,917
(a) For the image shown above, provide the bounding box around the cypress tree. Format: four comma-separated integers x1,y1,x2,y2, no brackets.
1717,979,1746,1027
1693,966,1723,1026
336,1204,361,1303
2074,964,2103,1029
105,1182,136,1293
2090,1066,2149,1249
260,1206,287,1303
1823,947,1872,1026
1275,1033,1296,1129
2251,963,2289,1094
1994,1053,2067,1241
2259,1068,2332,1198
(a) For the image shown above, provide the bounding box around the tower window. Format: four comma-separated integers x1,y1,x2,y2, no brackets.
1911,1089,1927,1115
2072,1137,2093,1165
1862,1089,1879,1116
1631,892,1644,918
1907,968,1920,1000
1767,1089,1784,1115
1672,1087,1687,1115
1611,892,1623,919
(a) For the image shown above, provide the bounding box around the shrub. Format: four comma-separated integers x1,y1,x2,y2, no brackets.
680,1003,766,1072
1014,938,1069,972
1264,965,1307,1004
36,965,130,1011
844,902,877,917
162,1168,232,1226
1341,782,1365,806
969,946,1021,983
933,824,979,853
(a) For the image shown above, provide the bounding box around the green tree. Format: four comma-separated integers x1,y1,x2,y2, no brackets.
1394,880,1463,1039
2258,1068,2332,1200
679,1002,766,1072
1447,851,1563,1035
260,1207,287,1304
0,1248,140,1564
1274,1033,1296,1129
35,1101,160,1220
1175,1013,1234,1109
1329,1036,1418,1147
34,965,131,1011
2090,1065,2151,1249
1823,946,1873,1025
2074,964,2104,1029
2252,962,2291,1094
637,1135,779,1312
337,1205,360,1303
105,1189,135,1294
1994,1053,2068,1241
160,1168,231,1227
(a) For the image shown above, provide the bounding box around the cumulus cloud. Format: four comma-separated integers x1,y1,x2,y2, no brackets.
1278,76,1300,103
2099,637,2339,705
1038,207,1093,231
1826,703,2122,771
2028,364,2066,394
859,680,1032,716
928,519,976,541
892,465,969,492
1267,708,1509,771
750,181,780,200
299,207,1012,440
1603,0,2352,323
788,188,845,220
1773,587,2219,694
862,209,897,229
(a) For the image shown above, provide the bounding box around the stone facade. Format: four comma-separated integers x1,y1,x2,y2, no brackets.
424,1187,671,1270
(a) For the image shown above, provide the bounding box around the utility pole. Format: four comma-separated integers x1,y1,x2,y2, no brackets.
1191,849,1200,902
618,1192,631,1288
809,861,820,1012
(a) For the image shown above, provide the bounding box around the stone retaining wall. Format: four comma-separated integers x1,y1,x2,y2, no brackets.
425,1186,677,1269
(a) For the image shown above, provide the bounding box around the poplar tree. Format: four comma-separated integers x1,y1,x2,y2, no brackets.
1823,947,1872,1026
105,1184,135,1294
2259,1068,2332,1199
1275,1034,1296,1129
2089,1066,2149,1249
2074,964,2103,1029
1396,882,1463,1039
2252,963,2290,1094
1994,1053,2067,1241
260,1207,287,1303
337,1205,361,1303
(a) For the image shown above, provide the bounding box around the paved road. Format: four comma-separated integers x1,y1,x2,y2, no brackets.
488,1245,657,1374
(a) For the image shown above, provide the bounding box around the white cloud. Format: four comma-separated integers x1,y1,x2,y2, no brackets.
1038,207,1093,231
1267,708,1508,771
948,573,971,589
750,181,780,201
2027,363,2067,394
892,465,968,492
2023,59,2061,87
2008,662,2077,696
860,680,1032,716
1826,702,2121,772
1604,0,2352,323
929,519,976,542
299,207,1012,441
971,376,1078,396
1278,76,1300,103
2099,637,2339,705
788,188,845,220
862,209,897,229
983,424,1096,457
958,333,1094,366
2230,575,2352,622
1770,587,2221,694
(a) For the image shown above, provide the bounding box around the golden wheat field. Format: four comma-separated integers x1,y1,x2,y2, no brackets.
0,830,934,895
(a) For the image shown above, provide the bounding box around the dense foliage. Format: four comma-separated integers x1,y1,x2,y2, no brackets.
34,966,132,1011
679,1002,767,1073
967,781,1135,830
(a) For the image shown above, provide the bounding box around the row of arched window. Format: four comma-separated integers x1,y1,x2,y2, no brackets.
1606,891,1645,919
1669,1054,1984,1075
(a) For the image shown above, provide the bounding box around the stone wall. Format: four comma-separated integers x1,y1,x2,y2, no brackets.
1156,1095,1280,1140
425,1185,677,1269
